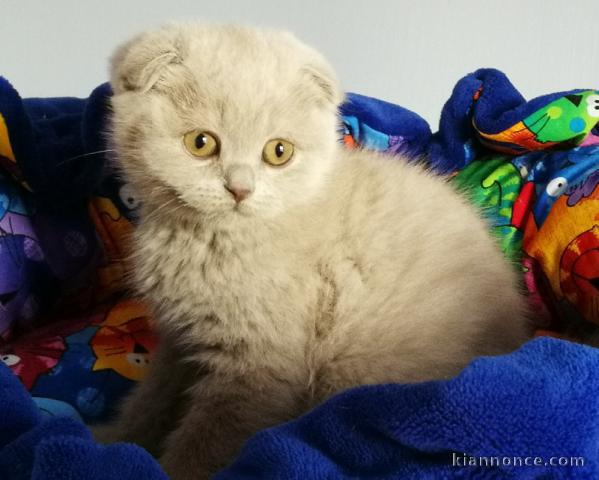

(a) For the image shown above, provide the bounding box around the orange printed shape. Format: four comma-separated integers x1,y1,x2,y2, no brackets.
91,299,157,381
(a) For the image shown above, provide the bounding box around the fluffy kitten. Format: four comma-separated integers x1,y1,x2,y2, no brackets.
98,23,531,479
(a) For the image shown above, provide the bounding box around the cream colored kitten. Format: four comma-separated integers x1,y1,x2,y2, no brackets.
98,23,531,479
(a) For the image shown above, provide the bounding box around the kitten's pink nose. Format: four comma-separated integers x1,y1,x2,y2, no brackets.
225,185,251,203
224,164,254,203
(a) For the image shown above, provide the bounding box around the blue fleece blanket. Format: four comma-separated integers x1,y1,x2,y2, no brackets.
2,338,598,479
217,338,599,479
0,360,166,480
0,68,598,479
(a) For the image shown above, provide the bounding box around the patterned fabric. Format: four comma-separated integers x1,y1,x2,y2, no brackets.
0,300,154,423
0,78,154,423
451,147,599,328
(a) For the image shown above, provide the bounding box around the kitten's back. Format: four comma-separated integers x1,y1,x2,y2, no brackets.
309,148,530,392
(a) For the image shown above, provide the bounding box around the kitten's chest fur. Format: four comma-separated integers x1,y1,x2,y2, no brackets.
133,216,332,369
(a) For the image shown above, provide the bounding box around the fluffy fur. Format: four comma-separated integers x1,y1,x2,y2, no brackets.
97,23,531,479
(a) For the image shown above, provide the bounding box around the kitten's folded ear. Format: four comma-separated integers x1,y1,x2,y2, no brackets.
110,26,186,94
301,59,345,108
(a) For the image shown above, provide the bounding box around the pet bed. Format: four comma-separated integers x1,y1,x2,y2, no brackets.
0,69,597,479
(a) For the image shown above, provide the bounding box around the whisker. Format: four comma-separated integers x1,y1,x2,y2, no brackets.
56,149,116,166
144,197,181,223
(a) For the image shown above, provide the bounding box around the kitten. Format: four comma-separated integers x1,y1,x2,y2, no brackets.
97,23,531,479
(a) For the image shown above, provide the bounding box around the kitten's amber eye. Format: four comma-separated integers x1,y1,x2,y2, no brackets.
183,130,219,158
262,139,294,166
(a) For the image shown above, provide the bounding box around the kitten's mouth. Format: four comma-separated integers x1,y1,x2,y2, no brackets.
231,202,251,216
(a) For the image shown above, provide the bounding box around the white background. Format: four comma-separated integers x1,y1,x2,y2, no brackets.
1,0,597,126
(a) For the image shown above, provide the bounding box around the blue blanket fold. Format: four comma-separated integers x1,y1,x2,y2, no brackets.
0,361,166,480
4,338,598,479
217,338,599,479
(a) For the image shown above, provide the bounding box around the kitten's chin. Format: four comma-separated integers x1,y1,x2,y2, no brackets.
230,203,253,218
200,203,256,226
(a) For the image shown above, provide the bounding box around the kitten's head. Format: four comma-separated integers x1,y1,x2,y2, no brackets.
109,23,343,225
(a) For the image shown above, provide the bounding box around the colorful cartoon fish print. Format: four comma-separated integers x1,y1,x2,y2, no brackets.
476,91,599,154
452,156,524,262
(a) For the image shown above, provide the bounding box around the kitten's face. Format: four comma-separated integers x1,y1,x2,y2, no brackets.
110,25,342,224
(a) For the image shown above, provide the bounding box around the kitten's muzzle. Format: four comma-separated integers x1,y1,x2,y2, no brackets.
224,164,255,203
